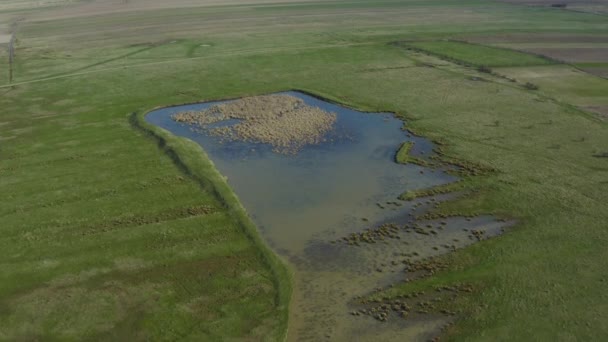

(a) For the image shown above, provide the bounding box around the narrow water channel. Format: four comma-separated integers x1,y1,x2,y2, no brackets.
146,91,505,341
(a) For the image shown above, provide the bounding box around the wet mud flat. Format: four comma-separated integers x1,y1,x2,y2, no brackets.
291,198,512,341
146,91,511,341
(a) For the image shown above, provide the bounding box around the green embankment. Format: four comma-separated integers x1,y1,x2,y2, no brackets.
395,141,414,164
395,141,430,167
131,111,292,340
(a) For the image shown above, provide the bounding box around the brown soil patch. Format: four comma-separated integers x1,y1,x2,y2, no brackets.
23,0,324,21
462,34,608,77
567,3,608,14
494,0,608,15
0,34,10,44
524,47,608,63
173,94,337,154
583,105,608,119
579,66,608,78
464,33,608,44
498,0,606,5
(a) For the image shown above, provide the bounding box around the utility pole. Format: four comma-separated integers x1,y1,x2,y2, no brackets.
8,20,19,84
8,31,15,83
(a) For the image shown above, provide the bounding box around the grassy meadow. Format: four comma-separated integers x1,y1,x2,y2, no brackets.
1,0,607,340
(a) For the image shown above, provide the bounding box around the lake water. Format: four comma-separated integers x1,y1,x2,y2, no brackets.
146,91,506,341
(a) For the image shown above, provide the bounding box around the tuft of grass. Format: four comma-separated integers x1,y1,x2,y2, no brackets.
395,141,414,164
524,82,539,90
394,141,430,166
477,65,492,74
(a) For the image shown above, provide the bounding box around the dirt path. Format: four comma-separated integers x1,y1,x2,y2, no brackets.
0,41,374,89
24,0,328,21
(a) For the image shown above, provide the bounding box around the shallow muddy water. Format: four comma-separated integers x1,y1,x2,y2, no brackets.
146,91,505,341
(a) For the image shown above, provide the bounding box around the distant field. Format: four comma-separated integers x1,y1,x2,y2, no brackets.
498,0,608,15
496,64,608,118
403,40,555,67
1,0,608,340
577,63,608,78
0,0,81,11
463,33,608,78
520,47,608,63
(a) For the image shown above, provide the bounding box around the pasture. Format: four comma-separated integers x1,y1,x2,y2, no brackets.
1,0,607,340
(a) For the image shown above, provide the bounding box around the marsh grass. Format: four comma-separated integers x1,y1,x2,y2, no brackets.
395,141,414,164
394,141,430,167
172,94,336,154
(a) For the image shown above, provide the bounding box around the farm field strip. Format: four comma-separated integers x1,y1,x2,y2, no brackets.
0,41,377,88
402,40,555,67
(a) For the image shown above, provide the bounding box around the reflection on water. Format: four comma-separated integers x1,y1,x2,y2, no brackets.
146,91,502,341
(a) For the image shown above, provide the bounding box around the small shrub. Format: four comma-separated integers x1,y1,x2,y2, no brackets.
477,65,492,73
524,82,539,90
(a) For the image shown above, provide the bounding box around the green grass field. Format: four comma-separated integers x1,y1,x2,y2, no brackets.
1,0,607,340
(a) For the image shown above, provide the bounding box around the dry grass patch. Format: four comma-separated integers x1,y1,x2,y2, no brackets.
0,34,11,44
584,105,608,119
173,94,337,154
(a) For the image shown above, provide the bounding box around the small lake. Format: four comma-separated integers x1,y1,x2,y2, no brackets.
146,91,505,341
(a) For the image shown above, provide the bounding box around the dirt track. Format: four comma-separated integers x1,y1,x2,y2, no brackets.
22,0,327,21
520,47,608,63
465,33,608,44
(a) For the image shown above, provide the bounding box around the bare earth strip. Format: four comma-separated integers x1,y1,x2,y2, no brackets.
462,34,608,77
566,4,608,14
462,35,608,64
0,0,80,11
579,66,608,78
497,0,608,6
23,0,330,21
584,105,608,119
521,47,608,63
497,0,608,14
464,33,608,44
